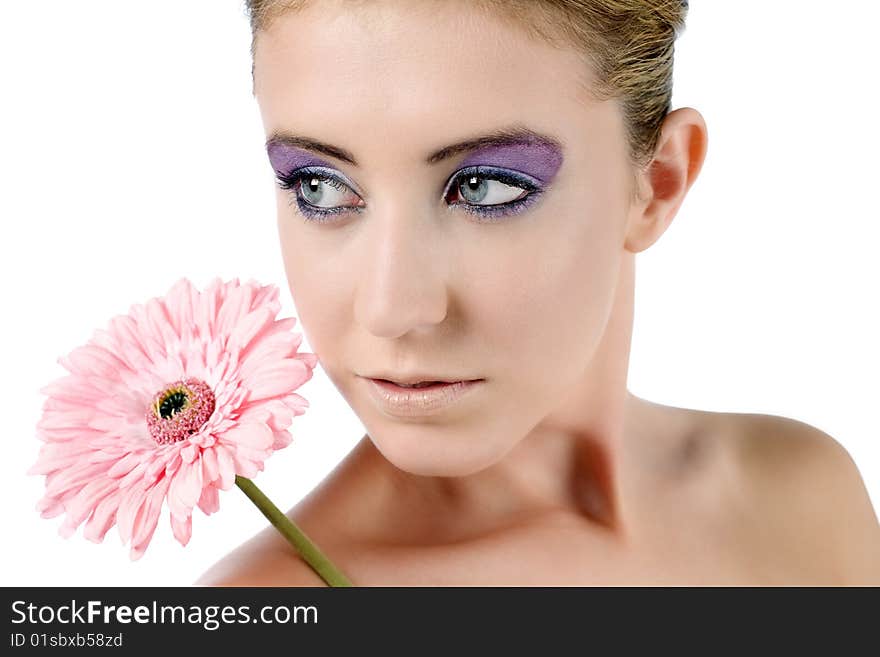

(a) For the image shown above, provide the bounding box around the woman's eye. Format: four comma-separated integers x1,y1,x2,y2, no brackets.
275,167,365,223
449,174,529,206
297,174,361,209
443,167,542,220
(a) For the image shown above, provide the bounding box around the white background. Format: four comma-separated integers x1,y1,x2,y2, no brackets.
1,1,877,586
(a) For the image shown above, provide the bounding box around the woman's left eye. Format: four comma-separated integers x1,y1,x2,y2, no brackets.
445,166,542,220
275,165,542,224
446,171,528,206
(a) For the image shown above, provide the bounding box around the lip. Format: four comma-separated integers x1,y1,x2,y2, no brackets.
365,371,481,385
361,376,484,417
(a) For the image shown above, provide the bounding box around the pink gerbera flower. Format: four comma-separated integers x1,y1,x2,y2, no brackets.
29,277,317,561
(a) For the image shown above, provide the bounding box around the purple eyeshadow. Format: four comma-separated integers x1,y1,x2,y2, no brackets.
266,141,333,175
267,137,564,185
457,139,564,185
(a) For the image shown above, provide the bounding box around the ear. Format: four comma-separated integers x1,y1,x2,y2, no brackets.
625,107,708,253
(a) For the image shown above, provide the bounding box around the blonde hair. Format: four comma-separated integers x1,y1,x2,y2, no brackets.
244,0,689,197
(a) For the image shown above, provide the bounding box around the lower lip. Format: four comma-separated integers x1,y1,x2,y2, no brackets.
363,377,484,417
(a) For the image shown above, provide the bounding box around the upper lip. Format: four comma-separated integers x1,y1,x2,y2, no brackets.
364,373,483,385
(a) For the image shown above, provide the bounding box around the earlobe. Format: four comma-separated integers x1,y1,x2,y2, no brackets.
624,107,708,254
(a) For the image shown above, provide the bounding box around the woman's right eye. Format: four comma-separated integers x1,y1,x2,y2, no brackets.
276,167,364,222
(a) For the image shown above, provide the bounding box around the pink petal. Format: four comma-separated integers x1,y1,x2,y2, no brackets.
196,484,220,515
243,359,310,403
117,459,152,489
129,520,159,561
87,448,130,465
83,490,121,543
196,278,223,341
36,497,65,519
131,475,171,548
36,408,95,431
179,442,199,464
164,452,182,477
219,422,273,450
106,314,152,371
271,429,293,450
248,282,281,315
28,441,97,475
192,431,216,448
238,330,297,380
68,343,130,381
58,518,78,539
205,336,224,373
234,400,274,425
227,307,275,355
170,512,192,547
34,426,104,445
162,278,196,337
44,461,107,499
283,392,310,417
166,459,203,518
59,477,119,535
106,451,144,479
216,282,253,338
201,447,219,483
268,399,296,430
143,454,170,487
116,484,149,545
230,452,259,478
215,446,235,490
232,441,275,461
144,296,178,351
39,376,105,405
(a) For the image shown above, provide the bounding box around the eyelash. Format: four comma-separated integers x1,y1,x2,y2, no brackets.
274,165,543,224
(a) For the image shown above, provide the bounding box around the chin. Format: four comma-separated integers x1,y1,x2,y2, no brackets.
392,459,490,478
367,429,502,478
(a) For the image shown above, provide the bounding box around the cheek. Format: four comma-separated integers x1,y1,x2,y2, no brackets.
277,219,350,369
469,204,623,395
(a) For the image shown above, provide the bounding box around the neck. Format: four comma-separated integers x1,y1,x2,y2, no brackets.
403,252,640,539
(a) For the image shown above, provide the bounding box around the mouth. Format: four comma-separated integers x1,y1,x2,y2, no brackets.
370,379,482,390
361,376,485,416
372,379,469,390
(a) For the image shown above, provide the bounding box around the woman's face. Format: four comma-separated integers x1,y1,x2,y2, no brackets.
255,0,639,476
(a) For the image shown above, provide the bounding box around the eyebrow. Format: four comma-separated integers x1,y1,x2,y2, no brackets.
264,124,563,167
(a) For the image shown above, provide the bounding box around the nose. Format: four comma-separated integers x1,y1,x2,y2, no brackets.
353,207,450,338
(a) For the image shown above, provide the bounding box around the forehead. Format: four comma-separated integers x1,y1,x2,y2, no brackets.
253,1,608,165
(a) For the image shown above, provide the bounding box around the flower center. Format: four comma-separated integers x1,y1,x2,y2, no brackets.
145,377,216,445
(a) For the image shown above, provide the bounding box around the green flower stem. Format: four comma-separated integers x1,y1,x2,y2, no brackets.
235,475,353,587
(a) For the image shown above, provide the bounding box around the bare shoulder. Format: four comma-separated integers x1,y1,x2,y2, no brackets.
734,412,880,585
194,524,330,587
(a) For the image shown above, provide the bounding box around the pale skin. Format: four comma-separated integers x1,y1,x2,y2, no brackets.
198,0,880,586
